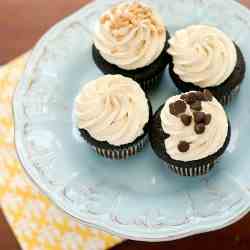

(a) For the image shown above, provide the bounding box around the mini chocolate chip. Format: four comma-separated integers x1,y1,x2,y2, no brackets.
185,92,197,105
169,103,177,116
190,101,202,111
180,114,192,126
175,100,187,112
194,112,205,124
204,114,212,125
169,100,186,116
178,141,190,152
203,89,213,101
195,123,205,134
195,91,204,101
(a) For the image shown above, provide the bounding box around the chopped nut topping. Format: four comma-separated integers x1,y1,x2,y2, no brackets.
110,22,118,29
130,17,138,25
104,1,164,35
111,6,117,14
100,14,110,24
120,20,130,27
116,34,124,41
128,24,133,29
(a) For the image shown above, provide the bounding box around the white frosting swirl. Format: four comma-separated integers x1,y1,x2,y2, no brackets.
75,75,149,146
161,93,228,161
168,25,237,88
94,1,166,70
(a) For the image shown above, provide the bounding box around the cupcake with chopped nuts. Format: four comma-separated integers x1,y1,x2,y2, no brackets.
149,90,231,176
74,75,152,160
93,1,170,92
167,25,245,105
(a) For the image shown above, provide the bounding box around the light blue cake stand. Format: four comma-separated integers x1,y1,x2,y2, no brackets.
13,0,250,242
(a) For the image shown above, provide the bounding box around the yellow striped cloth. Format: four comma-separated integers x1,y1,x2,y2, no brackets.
0,54,123,250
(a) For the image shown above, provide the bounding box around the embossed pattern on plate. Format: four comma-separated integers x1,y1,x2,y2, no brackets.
13,0,250,241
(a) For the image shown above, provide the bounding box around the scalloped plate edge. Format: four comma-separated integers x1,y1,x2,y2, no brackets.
13,0,250,241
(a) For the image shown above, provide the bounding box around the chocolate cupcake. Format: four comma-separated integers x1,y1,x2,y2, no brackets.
74,75,152,160
149,90,231,176
93,1,170,92
167,25,245,105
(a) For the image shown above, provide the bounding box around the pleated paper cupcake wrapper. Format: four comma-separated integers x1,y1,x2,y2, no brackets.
90,136,148,160
167,161,216,176
218,84,241,105
138,70,165,92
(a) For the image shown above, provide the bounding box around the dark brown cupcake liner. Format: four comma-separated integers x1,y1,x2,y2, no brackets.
90,135,148,160
166,161,216,176
219,84,241,105
139,70,165,92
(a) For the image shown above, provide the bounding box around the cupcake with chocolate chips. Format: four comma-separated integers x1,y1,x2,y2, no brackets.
149,90,231,176
93,1,170,92
74,75,152,160
167,25,245,105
